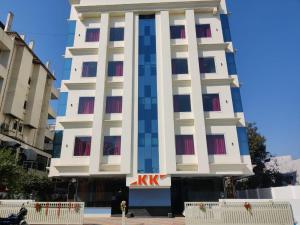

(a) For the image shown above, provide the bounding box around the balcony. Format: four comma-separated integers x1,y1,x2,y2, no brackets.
51,86,59,99
48,105,56,119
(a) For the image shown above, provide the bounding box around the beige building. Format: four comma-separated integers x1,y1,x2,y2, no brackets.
0,13,59,171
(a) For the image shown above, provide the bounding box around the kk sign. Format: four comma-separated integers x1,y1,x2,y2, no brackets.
127,174,171,188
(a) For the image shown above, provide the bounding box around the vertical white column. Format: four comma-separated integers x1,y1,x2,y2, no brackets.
156,11,176,174
121,12,134,173
185,9,210,173
89,13,110,174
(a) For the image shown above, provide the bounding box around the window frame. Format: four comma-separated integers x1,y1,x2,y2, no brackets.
73,136,91,157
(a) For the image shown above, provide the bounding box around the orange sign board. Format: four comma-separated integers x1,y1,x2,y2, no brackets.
130,174,168,186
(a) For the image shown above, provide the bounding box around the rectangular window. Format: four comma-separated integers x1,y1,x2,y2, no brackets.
199,57,216,73
226,52,237,75
207,135,226,155
220,14,232,42
237,127,250,155
108,61,123,77
103,136,121,155
85,28,100,42
23,101,27,110
196,24,212,38
170,25,186,39
176,135,195,155
82,62,97,77
172,58,188,75
110,27,124,41
78,97,95,114
106,96,122,113
231,87,243,112
74,136,91,156
203,94,221,111
53,131,63,158
173,95,191,112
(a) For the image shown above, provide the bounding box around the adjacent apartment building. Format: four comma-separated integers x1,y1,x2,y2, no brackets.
0,13,58,171
49,0,252,215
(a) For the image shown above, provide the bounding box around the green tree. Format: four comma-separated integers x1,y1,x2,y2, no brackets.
236,123,282,189
0,148,24,195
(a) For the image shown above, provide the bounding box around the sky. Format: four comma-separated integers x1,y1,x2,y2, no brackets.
0,0,299,159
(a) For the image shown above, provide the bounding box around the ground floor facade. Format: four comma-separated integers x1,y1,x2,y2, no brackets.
54,176,230,216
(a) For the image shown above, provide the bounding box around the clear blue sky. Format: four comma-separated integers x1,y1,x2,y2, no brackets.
1,0,299,159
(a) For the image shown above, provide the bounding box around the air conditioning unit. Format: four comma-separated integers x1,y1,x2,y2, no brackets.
0,123,9,132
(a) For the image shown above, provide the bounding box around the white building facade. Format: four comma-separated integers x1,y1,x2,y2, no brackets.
49,0,252,215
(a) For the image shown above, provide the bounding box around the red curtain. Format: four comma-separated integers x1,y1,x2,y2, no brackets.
212,95,221,111
176,135,195,155
106,96,122,113
115,62,123,76
74,137,91,156
207,135,226,155
86,29,100,42
78,97,94,114
103,136,121,155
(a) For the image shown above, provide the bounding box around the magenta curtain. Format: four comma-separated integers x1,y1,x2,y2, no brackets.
207,135,226,155
74,137,91,156
212,95,221,111
82,63,89,77
106,96,122,113
115,62,123,76
176,135,195,155
86,29,100,42
78,97,94,114
196,24,212,38
103,136,121,155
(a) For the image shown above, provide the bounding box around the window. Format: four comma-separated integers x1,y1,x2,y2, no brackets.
172,58,188,75
175,135,195,155
199,57,216,73
170,25,186,39
108,61,123,77
196,24,212,38
78,97,95,114
203,94,221,111
18,123,23,132
23,101,27,110
226,52,237,75
173,95,191,112
53,131,63,158
110,27,124,41
103,136,121,155
237,127,250,155
74,136,91,156
82,62,97,77
85,28,100,42
28,78,31,85
13,121,18,130
106,96,122,113
231,87,243,112
207,135,226,155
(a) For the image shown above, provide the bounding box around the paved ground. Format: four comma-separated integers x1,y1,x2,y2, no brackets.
84,217,185,225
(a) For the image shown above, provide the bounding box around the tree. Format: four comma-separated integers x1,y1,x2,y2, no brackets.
236,123,282,189
0,148,54,200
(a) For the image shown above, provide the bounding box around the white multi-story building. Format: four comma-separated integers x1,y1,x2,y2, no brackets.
49,0,252,215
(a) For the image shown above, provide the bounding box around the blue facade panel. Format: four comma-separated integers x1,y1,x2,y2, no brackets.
63,58,72,80
67,20,76,47
137,15,159,174
220,14,232,42
231,87,243,112
226,52,237,75
53,131,63,158
57,92,68,116
237,127,250,155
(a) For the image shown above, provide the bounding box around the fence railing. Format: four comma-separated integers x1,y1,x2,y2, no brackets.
0,201,84,224
185,201,294,225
